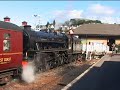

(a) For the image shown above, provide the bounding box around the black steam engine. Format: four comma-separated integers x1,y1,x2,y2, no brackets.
23,25,81,72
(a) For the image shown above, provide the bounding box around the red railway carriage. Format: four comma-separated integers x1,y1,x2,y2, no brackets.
0,21,23,84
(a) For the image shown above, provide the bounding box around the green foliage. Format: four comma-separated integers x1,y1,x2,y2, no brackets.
64,20,70,26
63,18,102,26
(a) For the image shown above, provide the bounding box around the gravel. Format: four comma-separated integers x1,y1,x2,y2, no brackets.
0,59,98,90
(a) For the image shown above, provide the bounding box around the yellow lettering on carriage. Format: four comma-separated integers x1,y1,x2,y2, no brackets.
0,57,11,64
4,57,11,62
0,58,3,62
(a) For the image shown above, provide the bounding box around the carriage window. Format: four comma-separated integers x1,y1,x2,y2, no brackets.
3,33,11,52
4,33,10,39
3,40,10,51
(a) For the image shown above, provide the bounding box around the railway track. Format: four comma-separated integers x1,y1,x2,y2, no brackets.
0,59,98,90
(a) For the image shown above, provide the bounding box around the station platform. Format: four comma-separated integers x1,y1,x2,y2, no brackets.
62,54,120,90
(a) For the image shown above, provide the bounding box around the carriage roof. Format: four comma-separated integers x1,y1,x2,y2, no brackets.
0,21,22,32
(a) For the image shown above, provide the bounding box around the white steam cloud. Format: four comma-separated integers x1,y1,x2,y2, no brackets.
22,62,35,83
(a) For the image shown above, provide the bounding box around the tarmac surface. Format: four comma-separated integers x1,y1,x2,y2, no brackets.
62,55,120,90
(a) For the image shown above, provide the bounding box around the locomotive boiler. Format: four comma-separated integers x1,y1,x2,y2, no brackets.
23,25,68,53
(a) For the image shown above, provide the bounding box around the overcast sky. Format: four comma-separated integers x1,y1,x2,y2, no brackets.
0,1,120,28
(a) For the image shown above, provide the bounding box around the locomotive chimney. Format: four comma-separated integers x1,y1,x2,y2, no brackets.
4,16,10,22
24,25,31,30
22,21,27,26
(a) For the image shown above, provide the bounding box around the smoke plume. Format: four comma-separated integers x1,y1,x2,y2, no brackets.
22,62,35,83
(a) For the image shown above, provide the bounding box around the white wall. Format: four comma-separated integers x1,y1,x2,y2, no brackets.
80,38,109,53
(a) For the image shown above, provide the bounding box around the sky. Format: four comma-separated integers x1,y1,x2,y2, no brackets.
0,1,120,28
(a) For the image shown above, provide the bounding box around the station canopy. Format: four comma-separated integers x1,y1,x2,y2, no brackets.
73,24,120,38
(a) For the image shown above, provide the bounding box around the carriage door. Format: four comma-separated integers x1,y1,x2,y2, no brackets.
2,33,11,64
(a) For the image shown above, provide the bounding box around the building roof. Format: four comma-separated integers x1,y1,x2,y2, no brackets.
73,24,120,36
0,21,22,32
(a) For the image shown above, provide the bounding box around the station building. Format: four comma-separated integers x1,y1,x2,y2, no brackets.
70,24,120,54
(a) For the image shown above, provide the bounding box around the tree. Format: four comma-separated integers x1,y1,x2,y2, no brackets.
95,20,102,24
46,21,49,28
63,18,103,27
70,19,77,26
64,20,70,26
53,20,56,26
77,19,85,25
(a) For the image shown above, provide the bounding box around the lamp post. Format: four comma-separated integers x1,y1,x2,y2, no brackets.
69,29,74,53
34,15,37,30
34,14,41,30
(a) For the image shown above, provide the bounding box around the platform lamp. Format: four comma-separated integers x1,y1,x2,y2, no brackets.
69,29,74,53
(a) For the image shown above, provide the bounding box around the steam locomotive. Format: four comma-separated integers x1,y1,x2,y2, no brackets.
23,25,69,70
0,20,81,84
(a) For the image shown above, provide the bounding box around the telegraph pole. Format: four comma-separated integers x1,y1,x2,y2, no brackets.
34,14,41,30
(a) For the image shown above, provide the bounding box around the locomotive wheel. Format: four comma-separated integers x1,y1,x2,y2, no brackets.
34,53,45,73
58,58,61,66
74,54,78,61
35,64,42,73
68,54,73,63
72,54,76,61
56,54,61,66
34,58,40,73
64,55,69,64
60,54,64,65
62,53,67,64
54,59,58,68
45,61,51,70
49,60,54,69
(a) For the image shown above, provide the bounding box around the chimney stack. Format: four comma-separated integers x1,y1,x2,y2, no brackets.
24,25,31,30
22,21,27,26
4,16,10,22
